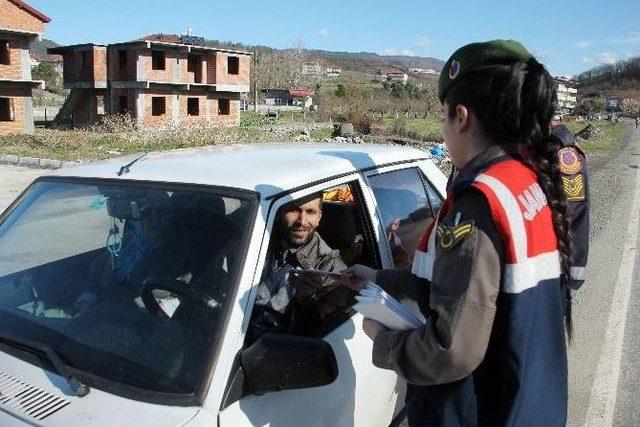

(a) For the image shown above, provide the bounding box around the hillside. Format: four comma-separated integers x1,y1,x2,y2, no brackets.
30,38,60,56
577,55,640,101
203,39,445,75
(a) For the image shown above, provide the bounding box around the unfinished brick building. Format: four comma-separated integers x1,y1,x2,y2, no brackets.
50,34,252,128
0,0,50,135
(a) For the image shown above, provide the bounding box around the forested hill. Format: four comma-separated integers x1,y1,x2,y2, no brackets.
576,55,640,99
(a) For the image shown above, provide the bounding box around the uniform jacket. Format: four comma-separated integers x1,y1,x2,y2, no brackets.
553,124,590,291
373,146,568,426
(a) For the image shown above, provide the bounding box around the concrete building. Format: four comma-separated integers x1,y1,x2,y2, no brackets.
555,77,578,111
49,34,252,128
0,0,50,135
301,62,322,77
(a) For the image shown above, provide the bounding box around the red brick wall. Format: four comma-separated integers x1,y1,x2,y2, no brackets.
213,53,250,86
179,89,207,124
181,52,207,84
142,89,172,126
141,49,176,82
206,53,216,84
108,47,137,81
0,40,24,80
209,92,240,126
0,0,45,34
0,87,28,135
93,47,107,83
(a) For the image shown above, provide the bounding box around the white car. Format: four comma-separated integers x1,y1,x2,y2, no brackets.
0,144,446,426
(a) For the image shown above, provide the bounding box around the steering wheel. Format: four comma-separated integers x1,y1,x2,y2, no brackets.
140,277,215,318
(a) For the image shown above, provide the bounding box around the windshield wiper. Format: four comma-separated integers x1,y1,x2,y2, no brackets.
0,331,90,397
117,152,149,176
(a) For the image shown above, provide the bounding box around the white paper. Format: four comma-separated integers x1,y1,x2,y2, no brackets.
353,282,424,330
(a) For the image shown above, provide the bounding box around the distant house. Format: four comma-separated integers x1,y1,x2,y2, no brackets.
301,62,322,77
554,77,578,111
30,53,63,72
262,88,315,109
410,68,439,75
374,69,408,84
0,0,51,135
325,67,342,78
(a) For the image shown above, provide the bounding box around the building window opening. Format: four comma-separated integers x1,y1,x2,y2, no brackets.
152,50,166,70
0,97,14,121
187,54,198,73
118,50,127,72
152,96,166,116
118,95,128,115
227,56,239,75
218,98,230,115
80,51,89,72
0,40,10,65
187,97,199,116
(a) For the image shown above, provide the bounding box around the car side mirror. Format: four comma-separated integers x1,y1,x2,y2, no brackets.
241,332,338,395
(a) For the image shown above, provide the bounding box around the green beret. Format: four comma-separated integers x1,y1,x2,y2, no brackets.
438,39,534,103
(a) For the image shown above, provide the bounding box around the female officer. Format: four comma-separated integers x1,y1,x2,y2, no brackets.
345,40,573,426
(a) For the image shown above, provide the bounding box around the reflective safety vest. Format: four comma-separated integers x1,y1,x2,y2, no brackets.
410,158,568,426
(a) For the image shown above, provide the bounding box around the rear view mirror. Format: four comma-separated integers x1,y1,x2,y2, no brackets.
241,333,338,395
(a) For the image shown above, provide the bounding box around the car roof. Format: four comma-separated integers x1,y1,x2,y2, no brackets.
48,143,430,199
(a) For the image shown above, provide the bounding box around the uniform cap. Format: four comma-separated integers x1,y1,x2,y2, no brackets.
438,39,534,103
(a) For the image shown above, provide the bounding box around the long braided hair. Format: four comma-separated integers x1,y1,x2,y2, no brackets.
445,58,574,338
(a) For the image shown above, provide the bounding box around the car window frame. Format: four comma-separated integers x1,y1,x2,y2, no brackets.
363,161,446,269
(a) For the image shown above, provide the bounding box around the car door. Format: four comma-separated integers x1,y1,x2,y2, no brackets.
218,175,401,427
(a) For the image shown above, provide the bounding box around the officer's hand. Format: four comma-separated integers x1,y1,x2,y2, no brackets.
341,264,377,291
363,318,387,341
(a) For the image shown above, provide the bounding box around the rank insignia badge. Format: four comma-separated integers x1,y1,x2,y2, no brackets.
558,147,582,175
561,174,585,201
449,60,460,79
436,220,474,251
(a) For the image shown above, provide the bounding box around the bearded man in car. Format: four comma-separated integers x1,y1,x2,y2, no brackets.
248,193,353,341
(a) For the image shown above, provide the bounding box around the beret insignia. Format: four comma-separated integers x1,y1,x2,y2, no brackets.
449,60,461,80
558,147,582,175
562,174,586,201
436,220,474,251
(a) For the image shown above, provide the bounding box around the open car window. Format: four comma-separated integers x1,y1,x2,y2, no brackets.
247,181,380,341
0,179,256,403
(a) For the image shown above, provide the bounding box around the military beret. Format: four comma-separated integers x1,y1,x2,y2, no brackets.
438,39,534,103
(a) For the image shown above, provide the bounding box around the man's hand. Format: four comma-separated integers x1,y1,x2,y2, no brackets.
363,318,388,340
341,264,377,291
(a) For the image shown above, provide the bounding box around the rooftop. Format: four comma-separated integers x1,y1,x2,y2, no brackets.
7,0,51,23
49,143,430,198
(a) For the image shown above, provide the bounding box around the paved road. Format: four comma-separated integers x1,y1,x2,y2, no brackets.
1,127,640,425
0,165,44,212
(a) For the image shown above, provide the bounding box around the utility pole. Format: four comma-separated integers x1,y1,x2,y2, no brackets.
253,52,258,112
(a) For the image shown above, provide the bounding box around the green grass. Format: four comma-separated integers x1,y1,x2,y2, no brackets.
380,116,444,141
563,120,626,154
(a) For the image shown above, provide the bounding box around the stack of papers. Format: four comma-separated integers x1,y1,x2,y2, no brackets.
353,282,425,331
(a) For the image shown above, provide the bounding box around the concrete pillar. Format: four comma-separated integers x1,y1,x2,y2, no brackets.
205,92,211,126
136,90,145,126
173,55,180,83
21,40,31,80
136,49,144,81
171,92,179,124
24,95,35,134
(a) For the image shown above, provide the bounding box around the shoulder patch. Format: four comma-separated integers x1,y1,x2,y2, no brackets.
436,220,474,251
558,147,583,175
562,174,586,201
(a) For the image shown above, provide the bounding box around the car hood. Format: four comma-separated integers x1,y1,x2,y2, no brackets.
0,352,200,426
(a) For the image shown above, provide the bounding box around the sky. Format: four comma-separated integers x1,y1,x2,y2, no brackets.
28,0,640,77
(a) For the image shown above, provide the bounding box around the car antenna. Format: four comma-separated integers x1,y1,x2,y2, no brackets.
117,152,149,176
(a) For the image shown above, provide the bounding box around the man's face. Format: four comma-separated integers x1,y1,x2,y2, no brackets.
281,196,323,247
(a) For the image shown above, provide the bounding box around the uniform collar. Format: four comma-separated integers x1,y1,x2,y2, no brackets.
448,145,513,196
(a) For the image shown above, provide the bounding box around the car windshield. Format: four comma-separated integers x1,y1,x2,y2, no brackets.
0,179,255,397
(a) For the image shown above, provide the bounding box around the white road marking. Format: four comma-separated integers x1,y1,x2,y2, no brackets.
583,154,640,426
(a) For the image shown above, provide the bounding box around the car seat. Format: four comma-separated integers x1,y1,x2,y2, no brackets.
317,201,364,266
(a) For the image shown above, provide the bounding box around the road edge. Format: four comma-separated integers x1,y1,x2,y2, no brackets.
0,154,79,170
583,127,640,426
